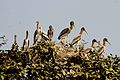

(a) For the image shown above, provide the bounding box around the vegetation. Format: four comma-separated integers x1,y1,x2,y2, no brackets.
0,40,119,80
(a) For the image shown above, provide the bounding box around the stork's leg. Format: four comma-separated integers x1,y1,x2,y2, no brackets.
74,41,80,52
64,37,69,47
60,37,68,48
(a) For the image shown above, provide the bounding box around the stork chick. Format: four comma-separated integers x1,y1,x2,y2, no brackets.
82,39,98,60
71,27,88,46
98,37,111,55
47,25,54,41
11,35,19,52
23,30,29,51
84,39,98,53
34,21,42,45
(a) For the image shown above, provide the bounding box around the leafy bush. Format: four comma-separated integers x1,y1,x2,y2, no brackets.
0,41,120,80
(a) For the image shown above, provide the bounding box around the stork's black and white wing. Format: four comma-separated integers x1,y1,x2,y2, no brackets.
71,35,81,45
58,28,70,40
34,30,37,44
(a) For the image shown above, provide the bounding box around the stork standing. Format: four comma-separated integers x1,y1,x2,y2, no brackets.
71,27,88,46
34,21,49,44
82,39,98,60
33,21,42,45
23,30,29,51
47,25,54,41
11,35,19,52
58,21,75,40
58,21,75,46
84,39,98,53
98,37,111,55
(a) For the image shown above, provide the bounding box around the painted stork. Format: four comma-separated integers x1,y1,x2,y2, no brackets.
84,39,98,53
33,21,42,44
11,35,19,52
23,30,29,51
82,39,98,60
98,37,111,55
58,21,75,40
47,25,54,41
71,27,88,46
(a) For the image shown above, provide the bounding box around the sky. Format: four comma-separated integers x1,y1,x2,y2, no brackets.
0,0,120,56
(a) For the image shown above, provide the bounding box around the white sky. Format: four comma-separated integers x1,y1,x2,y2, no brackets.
0,0,120,56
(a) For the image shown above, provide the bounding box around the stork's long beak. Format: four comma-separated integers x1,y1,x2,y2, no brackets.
84,30,88,35
107,41,111,45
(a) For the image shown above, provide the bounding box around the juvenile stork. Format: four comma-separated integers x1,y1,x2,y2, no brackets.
33,21,42,45
71,27,88,46
98,37,111,55
47,25,54,41
84,39,98,53
23,30,29,51
82,39,98,59
41,32,49,42
58,21,75,40
11,35,19,52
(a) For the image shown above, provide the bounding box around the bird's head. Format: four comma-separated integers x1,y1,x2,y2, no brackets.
14,35,17,43
14,35,17,38
36,21,39,24
26,30,29,38
81,27,88,35
91,39,98,47
70,21,75,30
92,39,97,43
103,37,111,46
49,25,52,29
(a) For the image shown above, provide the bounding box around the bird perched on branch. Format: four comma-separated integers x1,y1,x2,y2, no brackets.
71,27,88,46
58,21,75,40
33,21,42,45
58,21,75,47
34,21,49,44
84,39,98,59
11,35,19,52
47,25,54,41
98,37,111,55
84,39,98,53
23,30,29,51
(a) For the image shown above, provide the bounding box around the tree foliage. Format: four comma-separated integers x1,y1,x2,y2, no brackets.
0,41,120,80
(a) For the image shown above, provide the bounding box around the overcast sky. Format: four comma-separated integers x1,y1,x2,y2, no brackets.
0,0,120,56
